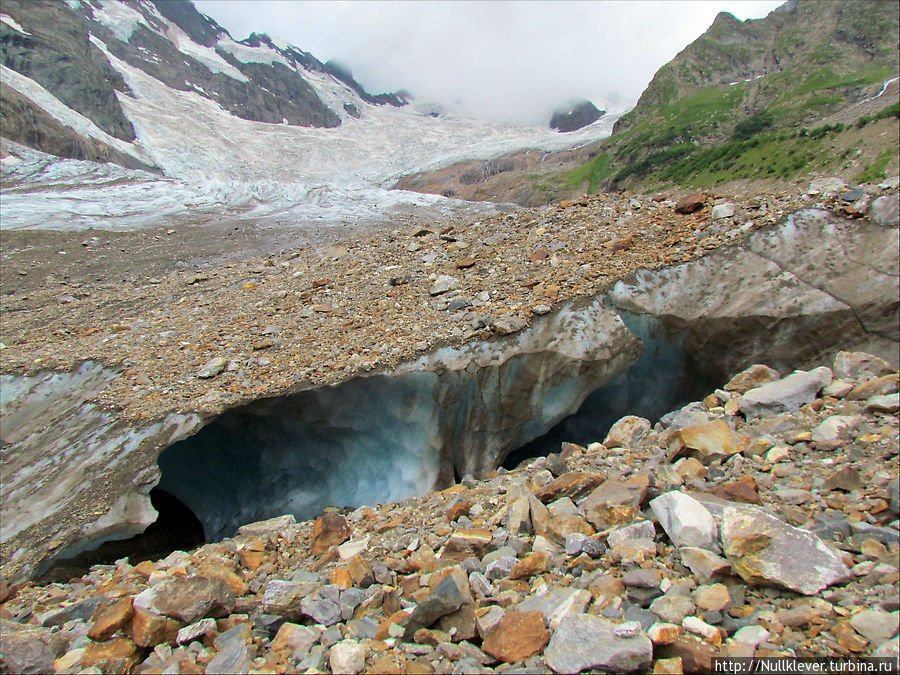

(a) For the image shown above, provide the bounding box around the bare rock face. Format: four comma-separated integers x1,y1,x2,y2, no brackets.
549,100,605,133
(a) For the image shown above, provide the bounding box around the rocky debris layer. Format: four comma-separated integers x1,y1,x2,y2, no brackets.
4,184,895,425
1,351,897,673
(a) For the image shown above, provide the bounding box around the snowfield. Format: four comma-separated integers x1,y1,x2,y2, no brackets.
1,24,619,231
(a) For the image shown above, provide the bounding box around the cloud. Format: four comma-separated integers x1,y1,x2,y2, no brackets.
194,0,785,124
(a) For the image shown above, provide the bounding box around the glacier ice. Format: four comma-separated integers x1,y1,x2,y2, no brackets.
155,297,640,539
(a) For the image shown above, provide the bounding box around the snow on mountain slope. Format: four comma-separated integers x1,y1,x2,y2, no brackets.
1,1,618,231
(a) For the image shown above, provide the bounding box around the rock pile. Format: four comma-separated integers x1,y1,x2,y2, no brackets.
1,350,897,673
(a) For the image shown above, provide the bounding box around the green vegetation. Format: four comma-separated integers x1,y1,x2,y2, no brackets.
563,152,613,192
733,110,773,140
856,149,893,184
857,102,900,127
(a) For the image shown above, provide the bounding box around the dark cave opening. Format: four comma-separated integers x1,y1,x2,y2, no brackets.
38,488,205,583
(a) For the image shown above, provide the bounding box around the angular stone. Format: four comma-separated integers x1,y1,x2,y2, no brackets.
80,638,139,671
494,315,528,336
429,275,460,296
668,419,740,464
739,367,832,419
654,657,685,674
674,193,706,214
650,491,718,551
261,580,316,614
509,551,550,580
811,415,861,443
88,597,134,642
604,415,652,449
833,351,896,381
650,596,696,625
847,373,898,400
695,584,730,612
197,356,227,378
732,625,770,647
725,364,781,394
0,623,55,675
515,587,591,628
648,622,682,645
475,605,506,640
301,591,342,626
403,573,467,640
237,513,295,537
682,615,722,644
710,475,761,504
311,512,352,556
208,631,252,674
611,538,658,564
582,474,649,529
39,597,103,627
482,611,549,664
721,506,850,595
867,393,900,413
564,532,604,558
711,203,735,219
679,547,731,584
607,520,656,548
544,614,652,674
622,568,661,588
330,639,366,674
534,472,604,503
655,635,715,673
849,610,899,645
823,466,863,492
128,607,182,648
443,528,493,557
506,495,531,535
176,617,217,645
149,575,235,623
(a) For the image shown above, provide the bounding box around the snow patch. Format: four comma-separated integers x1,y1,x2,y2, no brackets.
91,0,150,42
0,63,149,166
165,22,248,83
216,36,292,68
0,13,30,35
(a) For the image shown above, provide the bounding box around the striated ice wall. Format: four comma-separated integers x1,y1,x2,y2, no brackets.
156,297,641,539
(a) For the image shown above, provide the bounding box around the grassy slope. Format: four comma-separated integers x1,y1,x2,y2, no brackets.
544,0,900,195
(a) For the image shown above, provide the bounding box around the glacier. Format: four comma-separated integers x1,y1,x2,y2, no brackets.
1,26,620,232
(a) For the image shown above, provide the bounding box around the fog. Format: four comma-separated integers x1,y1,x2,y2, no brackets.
194,0,785,125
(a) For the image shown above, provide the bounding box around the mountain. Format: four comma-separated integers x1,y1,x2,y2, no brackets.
0,0,409,168
0,0,615,231
398,0,899,203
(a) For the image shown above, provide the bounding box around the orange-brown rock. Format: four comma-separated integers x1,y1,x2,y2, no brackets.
509,551,551,581
80,638,138,670
88,598,134,642
534,472,605,503
710,475,761,504
311,512,352,556
674,193,706,214
128,607,182,648
482,610,550,664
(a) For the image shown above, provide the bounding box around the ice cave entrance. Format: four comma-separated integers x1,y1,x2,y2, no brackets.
150,310,723,544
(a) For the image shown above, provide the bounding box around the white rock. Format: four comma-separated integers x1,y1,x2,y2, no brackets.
732,624,770,647
650,491,718,552
329,640,365,675
811,415,862,443
607,520,656,548
711,203,735,219
739,367,833,419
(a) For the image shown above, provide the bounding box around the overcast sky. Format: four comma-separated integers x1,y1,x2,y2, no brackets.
193,0,785,125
